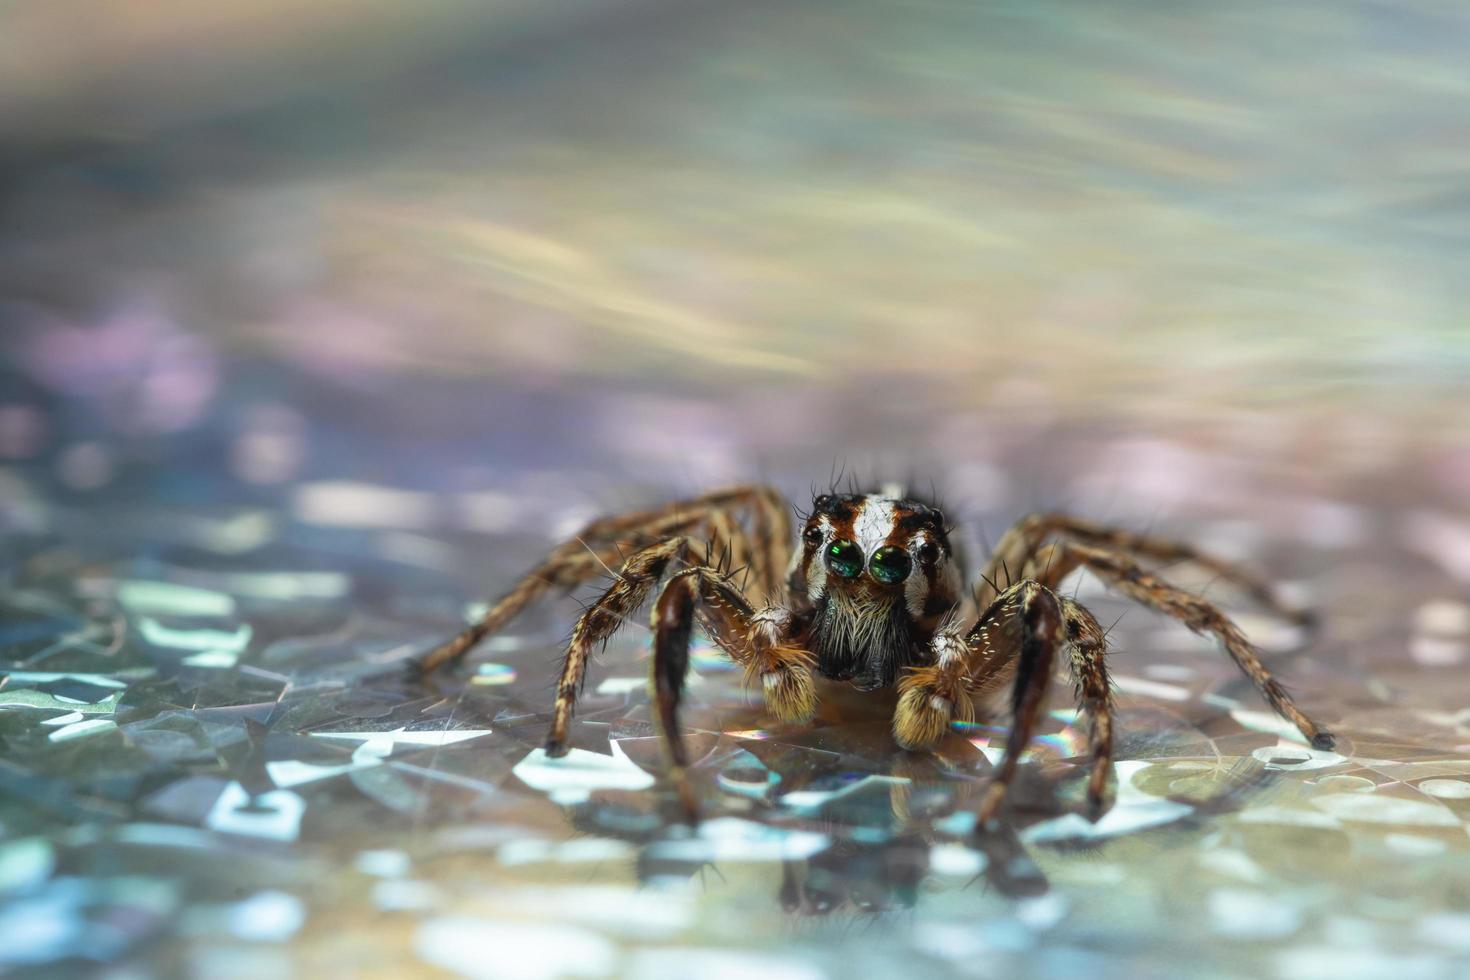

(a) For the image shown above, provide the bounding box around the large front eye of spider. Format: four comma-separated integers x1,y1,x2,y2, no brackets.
825,539,864,578
868,545,913,584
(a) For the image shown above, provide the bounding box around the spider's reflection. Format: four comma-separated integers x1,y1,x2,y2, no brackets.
564,729,1054,914
775,821,1047,915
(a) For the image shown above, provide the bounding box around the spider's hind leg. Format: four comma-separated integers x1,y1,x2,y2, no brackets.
649,564,781,821
977,513,1314,631
413,484,789,675
410,545,618,676
1047,541,1334,751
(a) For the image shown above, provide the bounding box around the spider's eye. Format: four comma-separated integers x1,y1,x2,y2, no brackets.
825,540,863,578
916,539,940,566
803,526,824,546
868,545,912,584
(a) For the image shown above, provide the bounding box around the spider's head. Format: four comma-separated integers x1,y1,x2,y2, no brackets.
791,492,960,620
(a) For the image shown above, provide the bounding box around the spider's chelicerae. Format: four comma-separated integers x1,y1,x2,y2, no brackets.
416,484,1333,824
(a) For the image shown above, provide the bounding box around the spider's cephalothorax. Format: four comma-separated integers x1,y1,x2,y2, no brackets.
415,483,1334,826
788,493,962,692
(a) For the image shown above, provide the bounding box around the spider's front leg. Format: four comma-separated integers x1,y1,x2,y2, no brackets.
544,536,690,756
538,532,786,756
650,570,813,820
896,580,1114,825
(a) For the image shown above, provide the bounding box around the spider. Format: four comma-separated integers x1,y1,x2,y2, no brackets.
414,483,1333,825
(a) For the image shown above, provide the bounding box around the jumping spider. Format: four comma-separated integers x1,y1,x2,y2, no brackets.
415,484,1333,824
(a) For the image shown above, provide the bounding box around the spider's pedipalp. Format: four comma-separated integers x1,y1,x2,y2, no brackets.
893,626,976,750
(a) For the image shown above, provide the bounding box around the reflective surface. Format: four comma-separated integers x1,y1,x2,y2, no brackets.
5,407,1470,978
3,1,1470,977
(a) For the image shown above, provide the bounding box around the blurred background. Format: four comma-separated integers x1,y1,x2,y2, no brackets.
5,0,1468,476
3,2,1470,978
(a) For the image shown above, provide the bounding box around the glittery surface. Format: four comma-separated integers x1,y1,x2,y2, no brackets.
3,2,1470,978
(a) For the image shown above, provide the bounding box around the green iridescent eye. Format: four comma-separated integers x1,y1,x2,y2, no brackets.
868,546,913,584
825,540,863,578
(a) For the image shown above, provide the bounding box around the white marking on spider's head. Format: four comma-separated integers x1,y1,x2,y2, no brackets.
803,515,835,603
913,530,963,618
852,497,898,556
904,530,932,616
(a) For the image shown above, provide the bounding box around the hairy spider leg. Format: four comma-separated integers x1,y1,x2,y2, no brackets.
976,513,1313,628
649,564,766,820
414,484,788,674
703,509,751,588
972,581,1065,826
547,536,694,755
1042,541,1335,750
558,484,790,600
551,536,811,761
412,544,636,675
1056,595,1114,814
543,485,768,554
756,490,795,602
971,514,1332,804
895,580,1114,822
